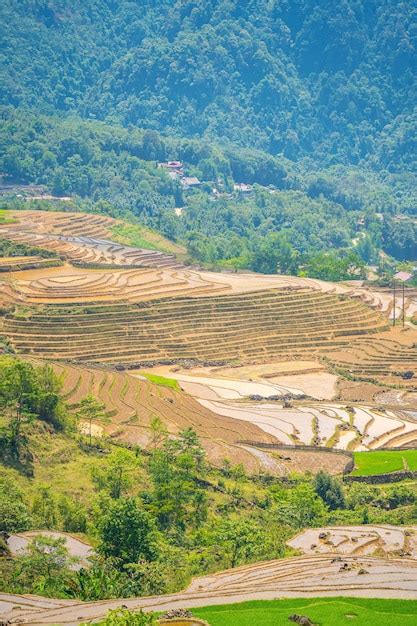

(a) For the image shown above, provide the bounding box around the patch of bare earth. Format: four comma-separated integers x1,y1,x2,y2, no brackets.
269,448,349,476
287,525,417,559
337,380,382,403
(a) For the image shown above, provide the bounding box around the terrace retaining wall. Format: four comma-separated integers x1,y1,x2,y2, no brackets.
344,470,417,484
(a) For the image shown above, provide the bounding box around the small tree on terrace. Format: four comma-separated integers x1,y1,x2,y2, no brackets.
0,473,32,532
12,535,77,597
212,518,265,568
314,470,346,510
98,498,158,567
0,358,68,459
0,358,37,453
32,484,59,529
149,415,168,449
148,428,207,530
76,395,107,446
92,449,140,499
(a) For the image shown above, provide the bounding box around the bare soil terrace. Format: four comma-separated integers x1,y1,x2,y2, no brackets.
50,361,280,473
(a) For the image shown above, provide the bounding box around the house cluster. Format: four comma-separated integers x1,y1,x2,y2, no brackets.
158,161,202,190
157,161,260,198
0,175,72,201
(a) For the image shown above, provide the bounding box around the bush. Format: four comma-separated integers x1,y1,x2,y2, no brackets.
86,609,156,625
314,471,346,510
98,498,158,566
0,474,32,532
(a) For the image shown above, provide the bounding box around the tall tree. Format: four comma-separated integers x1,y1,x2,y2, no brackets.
98,498,157,567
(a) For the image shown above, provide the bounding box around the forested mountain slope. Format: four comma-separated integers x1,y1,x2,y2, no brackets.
1,0,416,168
1,1,416,269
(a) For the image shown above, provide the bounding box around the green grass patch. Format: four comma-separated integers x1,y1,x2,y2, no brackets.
352,449,417,476
0,209,16,223
140,372,180,391
110,222,185,256
193,597,417,625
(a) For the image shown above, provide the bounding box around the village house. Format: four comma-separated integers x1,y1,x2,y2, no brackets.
166,169,184,181
158,160,185,181
233,182,253,195
181,176,201,189
158,160,184,171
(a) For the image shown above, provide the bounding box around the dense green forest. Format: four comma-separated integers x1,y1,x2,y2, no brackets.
0,0,416,271
1,108,415,274
2,0,416,165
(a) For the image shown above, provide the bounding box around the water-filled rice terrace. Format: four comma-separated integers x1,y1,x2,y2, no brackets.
2,553,417,625
1,209,416,463
288,525,417,558
1,209,417,623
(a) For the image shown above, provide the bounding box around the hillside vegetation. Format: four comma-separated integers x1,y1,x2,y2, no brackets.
1,112,415,274
1,4,417,623
1,1,415,168
1,356,417,605
0,0,416,271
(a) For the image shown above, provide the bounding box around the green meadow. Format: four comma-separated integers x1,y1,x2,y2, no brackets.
352,450,417,476
193,597,417,625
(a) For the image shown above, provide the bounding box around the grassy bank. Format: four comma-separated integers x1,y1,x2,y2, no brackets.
139,372,181,391
110,223,186,256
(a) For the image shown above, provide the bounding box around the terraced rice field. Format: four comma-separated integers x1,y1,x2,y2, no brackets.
1,209,415,461
137,370,306,400
1,288,389,363
2,266,234,305
0,256,61,272
287,525,417,558
46,361,347,474
139,362,339,400
322,329,417,388
352,449,417,475
197,399,417,450
0,210,183,268
137,366,417,452
343,281,417,321
2,554,417,624
193,598,417,626
6,531,94,569
2,210,416,316
49,361,285,473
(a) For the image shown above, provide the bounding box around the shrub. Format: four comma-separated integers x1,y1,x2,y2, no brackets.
86,609,156,625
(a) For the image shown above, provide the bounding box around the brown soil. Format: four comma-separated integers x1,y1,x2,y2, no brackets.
269,448,348,475
337,380,382,403
287,524,417,559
